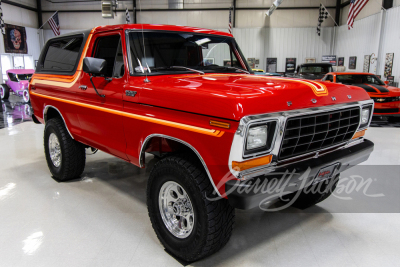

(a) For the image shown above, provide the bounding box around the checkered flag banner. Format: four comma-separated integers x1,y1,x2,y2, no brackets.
0,0,5,35
317,3,329,36
126,7,131,24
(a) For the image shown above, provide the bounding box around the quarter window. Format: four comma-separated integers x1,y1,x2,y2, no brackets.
43,37,83,71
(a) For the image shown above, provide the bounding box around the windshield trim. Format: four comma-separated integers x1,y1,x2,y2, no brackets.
125,29,251,77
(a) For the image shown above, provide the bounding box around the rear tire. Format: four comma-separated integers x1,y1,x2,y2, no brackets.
44,118,86,181
282,175,339,210
1,84,10,100
147,156,235,262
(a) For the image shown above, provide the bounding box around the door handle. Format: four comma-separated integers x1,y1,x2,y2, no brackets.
79,85,87,91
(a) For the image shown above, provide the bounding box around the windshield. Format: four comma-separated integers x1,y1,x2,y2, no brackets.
336,74,385,85
8,73,32,81
16,74,32,81
127,31,249,74
299,65,332,74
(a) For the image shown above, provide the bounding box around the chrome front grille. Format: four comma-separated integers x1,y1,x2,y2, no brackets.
279,107,360,160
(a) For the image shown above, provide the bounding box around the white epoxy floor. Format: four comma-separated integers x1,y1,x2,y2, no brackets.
0,119,400,267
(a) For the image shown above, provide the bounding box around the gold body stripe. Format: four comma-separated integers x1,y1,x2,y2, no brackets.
32,92,224,137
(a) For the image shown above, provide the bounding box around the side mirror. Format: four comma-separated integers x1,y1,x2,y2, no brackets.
384,81,389,85
83,57,107,76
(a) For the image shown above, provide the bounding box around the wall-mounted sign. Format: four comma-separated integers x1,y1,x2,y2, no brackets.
363,55,371,73
305,58,316,63
338,57,344,66
349,56,357,70
3,24,28,54
322,55,337,66
247,58,256,69
266,58,277,72
387,75,394,82
384,53,394,77
285,58,296,73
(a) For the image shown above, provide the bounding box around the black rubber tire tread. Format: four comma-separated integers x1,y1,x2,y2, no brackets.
286,176,339,210
1,84,10,100
147,156,235,262
44,118,86,181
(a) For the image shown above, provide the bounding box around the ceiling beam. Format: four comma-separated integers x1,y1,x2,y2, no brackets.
2,0,37,12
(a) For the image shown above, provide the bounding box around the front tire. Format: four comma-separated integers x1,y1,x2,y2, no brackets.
147,156,235,262
22,89,30,103
44,118,86,181
1,84,10,100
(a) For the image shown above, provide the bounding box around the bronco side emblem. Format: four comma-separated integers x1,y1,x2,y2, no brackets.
126,90,137,97
311,99,317,103
287,101,292,107
332,96,336,101
347,95,352,99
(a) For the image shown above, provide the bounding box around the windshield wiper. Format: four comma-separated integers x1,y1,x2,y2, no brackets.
151,66,204,75
224,66,250,74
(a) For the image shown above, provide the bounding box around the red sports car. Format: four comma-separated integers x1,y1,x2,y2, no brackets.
321,72,400,116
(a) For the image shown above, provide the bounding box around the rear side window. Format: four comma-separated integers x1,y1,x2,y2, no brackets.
43,37,83,72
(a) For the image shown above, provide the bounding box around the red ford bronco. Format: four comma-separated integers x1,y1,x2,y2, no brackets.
30,24,374,261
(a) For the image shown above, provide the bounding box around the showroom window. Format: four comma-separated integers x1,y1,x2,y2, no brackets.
42,36,83,72
92,35,124,78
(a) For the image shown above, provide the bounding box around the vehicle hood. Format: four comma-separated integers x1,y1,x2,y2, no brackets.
138,74,370,121
18,80,29,90
351,83,400,96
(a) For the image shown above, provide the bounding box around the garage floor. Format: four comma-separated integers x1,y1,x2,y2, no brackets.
1,98,400,267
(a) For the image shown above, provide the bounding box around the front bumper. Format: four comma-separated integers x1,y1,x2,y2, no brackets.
225,139,374,210
373,101,400,116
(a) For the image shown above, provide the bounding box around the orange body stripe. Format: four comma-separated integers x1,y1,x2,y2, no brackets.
31,92,224,137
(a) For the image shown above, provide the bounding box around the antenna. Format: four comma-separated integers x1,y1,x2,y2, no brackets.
138,0,150,83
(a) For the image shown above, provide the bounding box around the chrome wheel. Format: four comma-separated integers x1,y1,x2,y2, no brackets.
23,90,30,103
49,133,62,167
0,86,4,99
159,181,194,239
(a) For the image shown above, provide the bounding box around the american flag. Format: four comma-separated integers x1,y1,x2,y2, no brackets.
347,0,369,30
228,7,232,34
48,11,60,36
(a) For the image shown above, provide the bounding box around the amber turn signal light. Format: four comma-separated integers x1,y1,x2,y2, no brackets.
352,129,366,139
210,120,230,129
232,155,272,172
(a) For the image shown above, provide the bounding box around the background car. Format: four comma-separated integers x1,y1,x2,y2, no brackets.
252,69,284,76
0,69,34,103
321,72,400,117
287,63,333,80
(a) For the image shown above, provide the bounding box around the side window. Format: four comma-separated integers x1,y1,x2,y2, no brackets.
8,73,18,82
325,75,334,82
43,37,83,71
93,35,124,78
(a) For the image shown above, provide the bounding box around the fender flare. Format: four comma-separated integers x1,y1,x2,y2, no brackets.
43,105,74,139
139,134,221,197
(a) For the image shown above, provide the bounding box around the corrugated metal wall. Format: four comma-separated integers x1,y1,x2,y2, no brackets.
334,12,382,73
379,6,400,83
231,27,334,72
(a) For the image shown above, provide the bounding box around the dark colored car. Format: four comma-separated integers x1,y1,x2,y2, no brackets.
288,63,333,80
